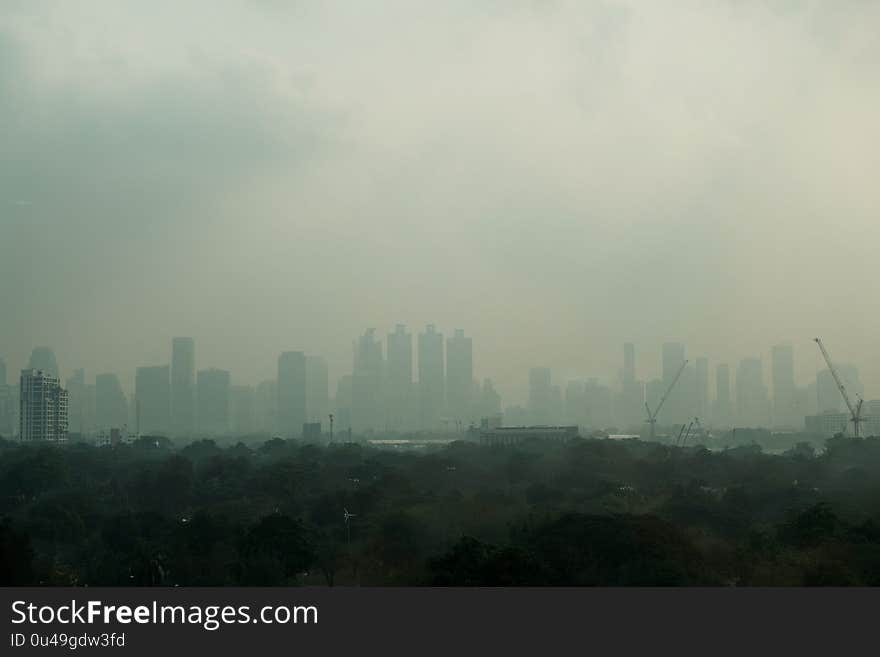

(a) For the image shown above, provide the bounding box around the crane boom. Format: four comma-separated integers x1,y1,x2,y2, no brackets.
643,359,688,442
814,338,857,416
653,360,688,419
814,337,863,437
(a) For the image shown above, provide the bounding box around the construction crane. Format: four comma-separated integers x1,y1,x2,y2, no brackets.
814,337,864,438
644,360,688,442
675,424,685,445
676,420,694,447
681,420,694,447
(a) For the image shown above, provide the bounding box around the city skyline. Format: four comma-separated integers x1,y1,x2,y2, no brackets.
1,331,871,441
4,3,880,409
0,332,866,404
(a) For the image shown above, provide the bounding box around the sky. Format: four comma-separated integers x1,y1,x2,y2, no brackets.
2,1,880,403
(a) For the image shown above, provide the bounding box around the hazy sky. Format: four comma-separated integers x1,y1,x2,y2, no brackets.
2,1,879,403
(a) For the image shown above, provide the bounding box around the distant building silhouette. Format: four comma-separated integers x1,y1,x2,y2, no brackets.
386,324,413,430
96,373,128,430
171,337,196,437
278,352,306,438
352,329,383,431
27,347,59,379
529,367,553,425
135,365,170,435
418,325,444,430
20,369,68,442
66,368,95,436
197,368,230,435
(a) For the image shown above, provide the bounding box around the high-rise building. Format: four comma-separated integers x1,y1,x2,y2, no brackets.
278,352,306,438
306,356,329,424
197,368,230,435
231,385,255,435
736,358,770,427
771,344,797,427
386,325,413,430
65,368,95,436
418,325,444,430
446,329,473,426
19,369,68,442
135,366,170,436
27,347,59,378
529,367,553,425
171,337,196,437
352,329,383,431
95,373,128,430
0,358,12,437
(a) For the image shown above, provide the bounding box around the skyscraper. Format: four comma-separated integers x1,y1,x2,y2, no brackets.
197,368,230,435
65,368,95,436
19,369,68,442
96,373,128,430
0,358,12,437
171,337,196,437
352,329,383,431
386,324,413,430
306,355,329,424
771,344,796,427
27,347,59,378
446,329,473,426
278,351,306,438
135,365,170,435
418,325,444,430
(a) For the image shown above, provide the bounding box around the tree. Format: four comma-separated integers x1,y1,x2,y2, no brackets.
239,514,314,585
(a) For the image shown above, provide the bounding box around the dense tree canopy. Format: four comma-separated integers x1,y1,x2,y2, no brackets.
3,434,880,586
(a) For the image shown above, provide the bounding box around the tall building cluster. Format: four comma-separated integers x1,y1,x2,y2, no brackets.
0,336,875,443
